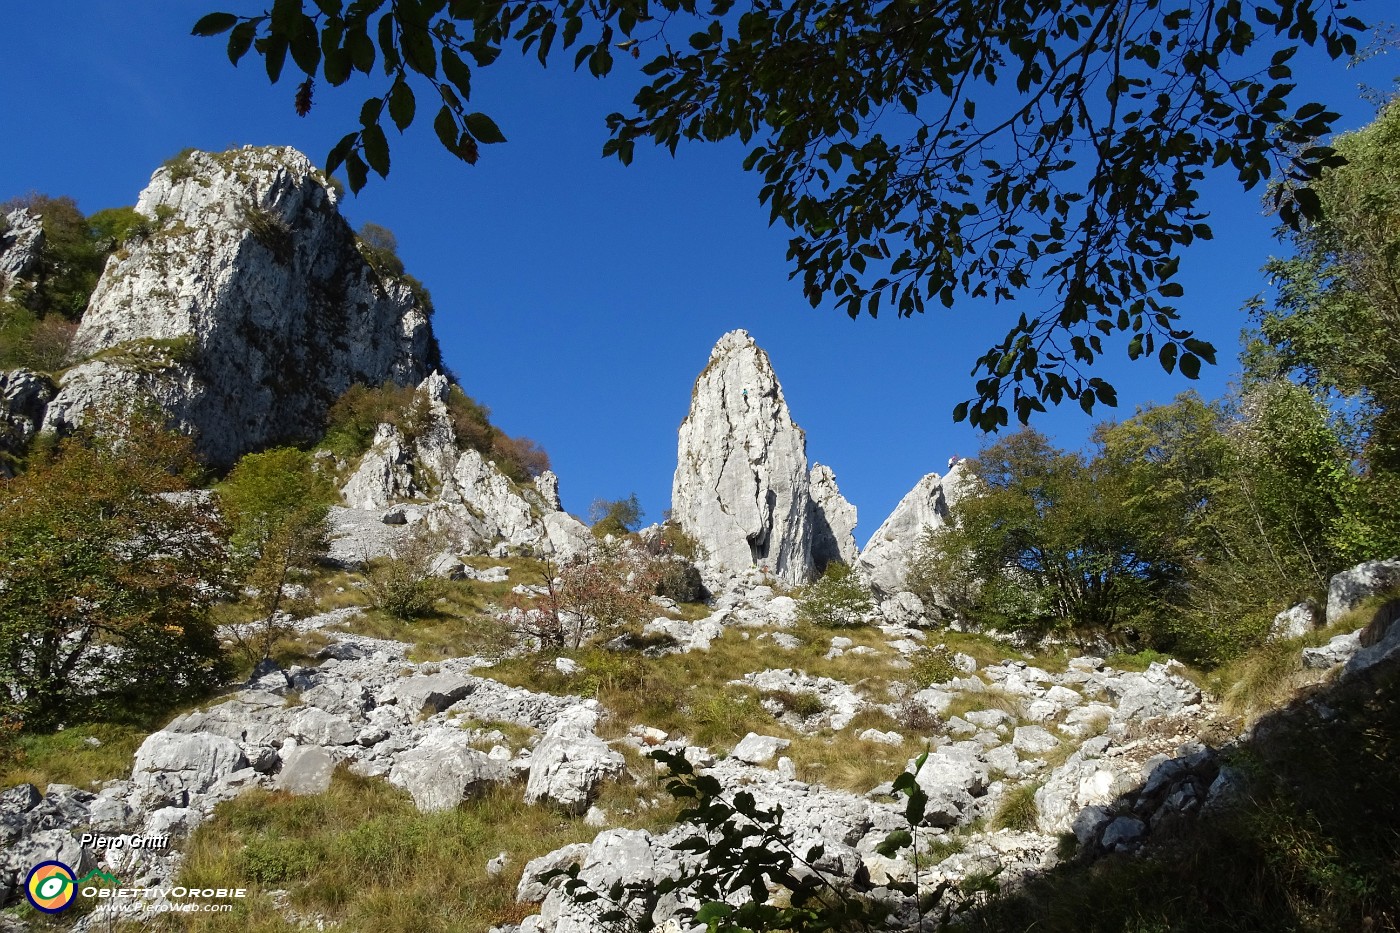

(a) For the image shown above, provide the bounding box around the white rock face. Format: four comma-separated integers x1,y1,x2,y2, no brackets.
341,423,416,510
0,209,43,294
672,330,854,584
856,462,971,596
46,146,437,465
808,463,859,568
524,705,625,814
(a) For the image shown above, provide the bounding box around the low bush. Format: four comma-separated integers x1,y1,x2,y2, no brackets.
796,562,873,628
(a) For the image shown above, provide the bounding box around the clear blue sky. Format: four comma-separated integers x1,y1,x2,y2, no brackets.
2,5,1395,537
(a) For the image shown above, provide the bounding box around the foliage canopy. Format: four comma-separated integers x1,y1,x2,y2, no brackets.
195,0,1366,428
0,405,230,728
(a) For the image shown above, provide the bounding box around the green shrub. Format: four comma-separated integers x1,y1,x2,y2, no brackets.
654,557,706,603
796,562,873,627
909,644,960,687
364,528,447,621
589,493,644,538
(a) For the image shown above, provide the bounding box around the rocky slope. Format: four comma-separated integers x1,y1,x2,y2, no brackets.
42,146,439,465
6,555,1397,932
671,330,857,585
324,371,594,564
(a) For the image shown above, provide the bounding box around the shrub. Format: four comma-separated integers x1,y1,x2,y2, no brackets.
219,447,335,665
589,493,644,538
909,644,960,688
238,201,293,261
364,528,447,621
991,782,1042,831
0,403,231,727
796,562,873,628
653,556,707,603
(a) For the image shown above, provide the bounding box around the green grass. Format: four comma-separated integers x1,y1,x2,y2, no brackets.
991,781,1042,832
147,766,679,933
1,721,152,790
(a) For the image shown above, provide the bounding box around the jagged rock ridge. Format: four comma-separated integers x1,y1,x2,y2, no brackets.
671,329,856,584
44,146,440,465
856,463,972,598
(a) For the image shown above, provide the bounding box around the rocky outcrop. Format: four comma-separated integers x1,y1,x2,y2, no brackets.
671,330,856,584
0,369,56,466
328,372,594,560
808,463,858,569
856,463,970,597
1326,557,1400,623
45,146,439,465
0,209,43,295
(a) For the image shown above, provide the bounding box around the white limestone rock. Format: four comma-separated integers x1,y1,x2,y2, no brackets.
808,463,858,569
1270,600,1321,641
342,423,416,509
129,732,248,810
0,209,44,293
389,729,510,812
47,146,436,465
0,369,56,462
1327,557,1400,623
672,330,844,584
856,462,971,597
524,705,625,814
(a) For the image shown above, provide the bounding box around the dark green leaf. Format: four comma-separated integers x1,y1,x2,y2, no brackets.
1159,342,1178,374
400,18,438,76
227,21,257,64
362,123,390,177
388,79,416,130
192,12,239,36
442,48,472,98
464,112,506,143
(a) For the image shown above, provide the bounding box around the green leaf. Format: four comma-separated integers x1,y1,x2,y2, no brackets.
345,150,368,192
1179,352,1201,379
388,80,416,131
400,18,438,77
347,26,376,72
433,105,458,149
442,48,472,99
694,903,732,923
192,12,239,36
227,21,257,64
1159,342,1178,374
362,124,390,177
876,829,912,857
464,112,506,144
263,35,290,82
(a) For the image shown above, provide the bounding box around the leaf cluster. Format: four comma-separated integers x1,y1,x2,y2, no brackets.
197,0,1366,427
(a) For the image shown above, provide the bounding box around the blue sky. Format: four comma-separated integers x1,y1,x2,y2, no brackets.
2,4,1395,538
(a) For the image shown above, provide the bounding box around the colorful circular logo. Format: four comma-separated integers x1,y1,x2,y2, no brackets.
25,861,76,913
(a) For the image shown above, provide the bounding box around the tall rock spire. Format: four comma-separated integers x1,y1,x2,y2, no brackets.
671,330,855,584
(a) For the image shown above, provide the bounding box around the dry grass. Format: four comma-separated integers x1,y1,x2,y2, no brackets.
943,687,1027,723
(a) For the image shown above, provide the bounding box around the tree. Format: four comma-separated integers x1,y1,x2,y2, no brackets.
194,0,1365,429
589,493,644,537
1248,95,1400,473
219,447,335,663
0,405,231,728
796,562,873,627
916,428,1167,637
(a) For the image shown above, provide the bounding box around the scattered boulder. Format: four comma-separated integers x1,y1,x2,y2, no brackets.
525,706,625,815
389,729,511,812
1326,557,1400,623
731,733,791,765
1269,600,1321,641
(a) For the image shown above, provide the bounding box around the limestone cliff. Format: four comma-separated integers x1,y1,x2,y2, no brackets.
856,462,972,597
45,146,439,465
671,330,856,584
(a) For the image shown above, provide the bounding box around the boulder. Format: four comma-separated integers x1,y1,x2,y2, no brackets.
389,729,511,812
388,672,476,715
524,706,625,814
46,146,437,466
129,732,248,810
1327,557,1400,623
1269,600,1321,641
731,733,791,765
